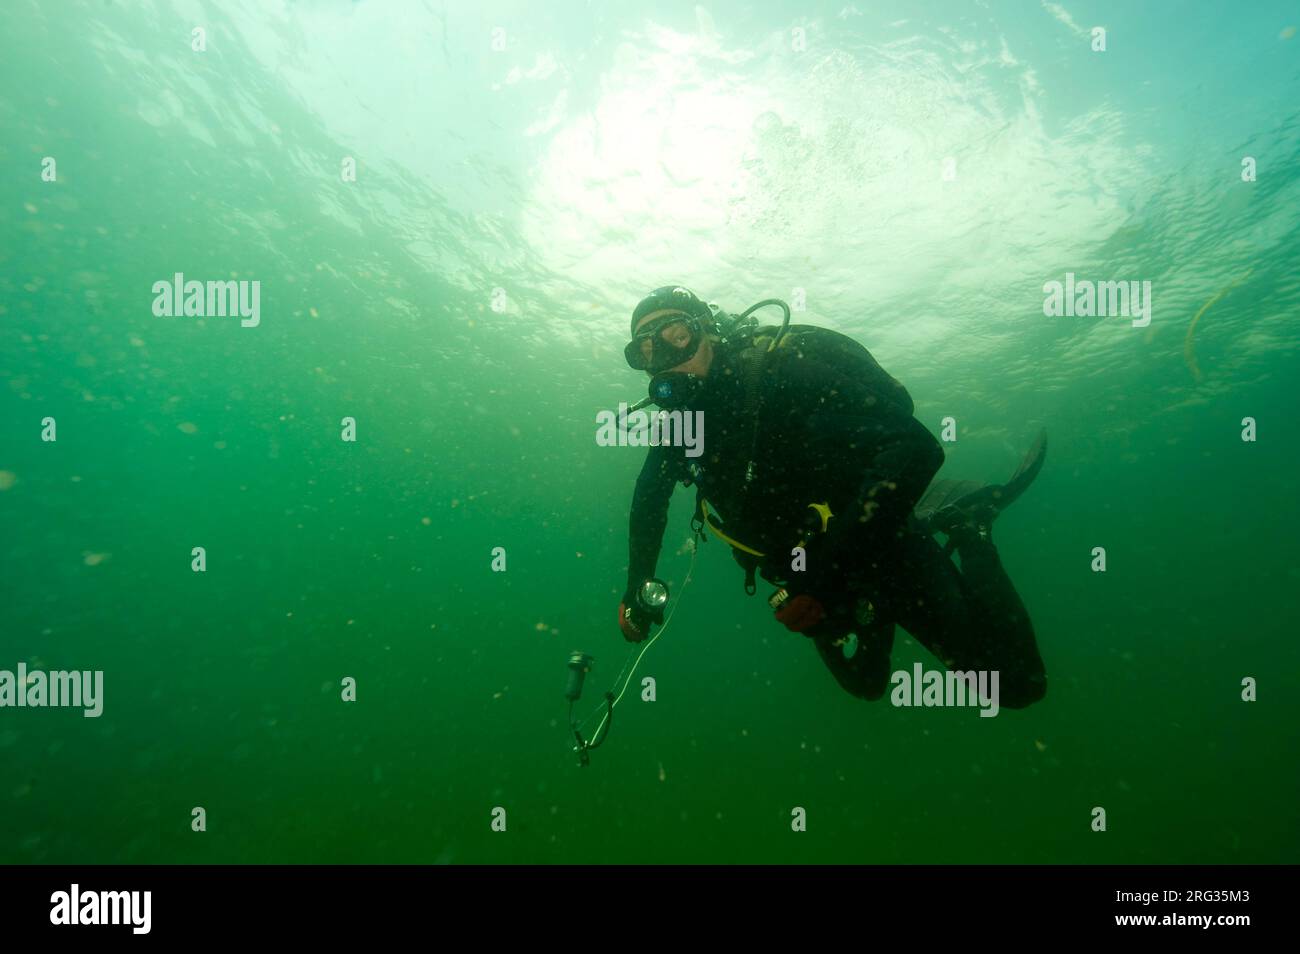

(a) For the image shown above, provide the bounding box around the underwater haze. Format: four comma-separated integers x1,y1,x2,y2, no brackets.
1,0,1298,864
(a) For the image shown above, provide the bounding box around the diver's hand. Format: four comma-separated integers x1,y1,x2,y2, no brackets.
618,585,665,643
618,601,649,642
769,589,826,634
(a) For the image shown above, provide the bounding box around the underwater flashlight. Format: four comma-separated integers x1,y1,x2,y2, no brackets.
565,651,594,702
564,556,697,766
637,578,670,615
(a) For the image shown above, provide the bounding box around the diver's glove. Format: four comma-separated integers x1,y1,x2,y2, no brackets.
770,590,826,634
618,584,665,643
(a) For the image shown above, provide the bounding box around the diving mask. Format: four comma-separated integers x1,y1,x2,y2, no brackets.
624,312,703,374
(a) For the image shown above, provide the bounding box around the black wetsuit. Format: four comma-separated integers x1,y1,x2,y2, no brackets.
625,328,1047,708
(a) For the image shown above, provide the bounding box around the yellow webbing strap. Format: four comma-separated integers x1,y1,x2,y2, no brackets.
699,499,765,556
698,500,833,556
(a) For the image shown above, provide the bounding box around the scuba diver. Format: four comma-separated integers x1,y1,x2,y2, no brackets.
616,285,1048,708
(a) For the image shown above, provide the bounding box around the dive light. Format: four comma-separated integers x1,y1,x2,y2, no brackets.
636,578,670,616
564,651,594,702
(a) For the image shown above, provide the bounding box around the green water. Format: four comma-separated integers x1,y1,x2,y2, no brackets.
1,0,1297,864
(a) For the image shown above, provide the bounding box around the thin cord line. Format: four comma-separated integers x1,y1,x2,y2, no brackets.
578,544,698,740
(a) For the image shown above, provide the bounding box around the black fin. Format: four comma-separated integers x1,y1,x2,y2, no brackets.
917,429,1047,537
914,478,985,525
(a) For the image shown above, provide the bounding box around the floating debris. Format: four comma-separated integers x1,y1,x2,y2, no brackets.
1183,269,1253,383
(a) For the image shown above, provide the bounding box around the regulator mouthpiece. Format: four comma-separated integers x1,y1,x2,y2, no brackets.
648,372,703,409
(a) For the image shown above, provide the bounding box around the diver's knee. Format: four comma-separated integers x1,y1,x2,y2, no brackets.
998,672,1046,709
857,681,888,702
829,666,890,702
